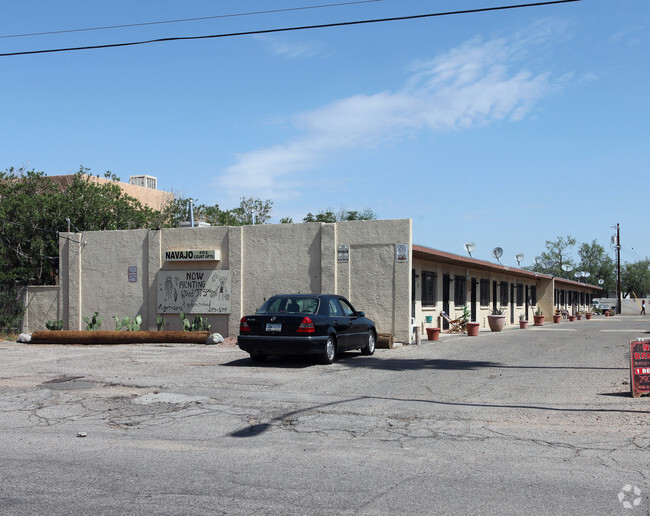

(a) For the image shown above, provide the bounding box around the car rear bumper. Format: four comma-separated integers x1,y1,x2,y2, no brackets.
237,334,330,356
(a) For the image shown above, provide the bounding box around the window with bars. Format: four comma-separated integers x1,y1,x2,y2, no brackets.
480,279,490,306
454,275,467,305
422,271,437,306
516,284,524,306
500,281,509,305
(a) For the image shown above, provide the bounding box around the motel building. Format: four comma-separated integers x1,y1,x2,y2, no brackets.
21,219,601,343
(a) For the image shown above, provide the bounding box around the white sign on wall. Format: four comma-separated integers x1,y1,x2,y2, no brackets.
164,249,220,261
396,244,409,263
157,270,231,314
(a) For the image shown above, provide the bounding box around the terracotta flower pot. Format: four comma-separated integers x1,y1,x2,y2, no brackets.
487,314,506,332
576,314,582,320
519,320,529,329
586,313,592,320
568,315,576,322
553,314,562,323
426,327,441,341
466,322,480,336
533,315,544,326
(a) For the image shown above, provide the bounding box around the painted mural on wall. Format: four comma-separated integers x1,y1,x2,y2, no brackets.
157,270,231,314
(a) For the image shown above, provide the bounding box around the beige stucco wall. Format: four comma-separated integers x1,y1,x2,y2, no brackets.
28,219,413,341
21,286,61,331
236,220,412,341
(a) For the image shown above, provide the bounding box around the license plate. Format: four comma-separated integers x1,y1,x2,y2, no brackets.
266,323,282,332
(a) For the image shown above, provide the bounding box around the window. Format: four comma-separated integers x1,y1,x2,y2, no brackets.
422,271,437,306
480,279,490,306
454,275,467,305
338,298,355,317
328,298,343,317
516,284,524,306
500,281,509,306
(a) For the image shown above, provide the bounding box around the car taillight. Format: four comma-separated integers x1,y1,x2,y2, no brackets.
240,317,251,333
297,317,315,333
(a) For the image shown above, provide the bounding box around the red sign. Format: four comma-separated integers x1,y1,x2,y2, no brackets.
630,339,650,398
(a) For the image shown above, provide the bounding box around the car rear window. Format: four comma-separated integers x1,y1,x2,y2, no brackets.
257,297,319,315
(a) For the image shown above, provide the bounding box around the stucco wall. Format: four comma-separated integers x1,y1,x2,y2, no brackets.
29,219,413,341
21,286,61,331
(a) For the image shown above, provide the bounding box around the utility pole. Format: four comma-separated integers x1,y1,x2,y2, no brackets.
617,223,622,314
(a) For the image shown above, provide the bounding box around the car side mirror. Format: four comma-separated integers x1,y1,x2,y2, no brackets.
356,311,365,318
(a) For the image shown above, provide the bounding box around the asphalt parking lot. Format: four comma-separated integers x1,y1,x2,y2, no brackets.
1,315,649,515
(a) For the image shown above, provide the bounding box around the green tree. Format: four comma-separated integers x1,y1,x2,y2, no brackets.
577,240,616,294
163,196,273,227
0,167,162,288
303,207,377,223
622,259,650,298
231,197,273,225
0,168,64,287
529,235,577,278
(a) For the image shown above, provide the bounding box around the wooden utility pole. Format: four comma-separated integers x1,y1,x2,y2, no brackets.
617,223,622,314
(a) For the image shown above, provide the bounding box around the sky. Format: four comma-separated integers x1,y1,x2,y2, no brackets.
1,0,648,269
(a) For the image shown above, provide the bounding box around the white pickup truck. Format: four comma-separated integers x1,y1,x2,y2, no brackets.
592,299,616,312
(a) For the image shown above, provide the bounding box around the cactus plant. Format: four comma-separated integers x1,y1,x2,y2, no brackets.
84,312,103,331
46,319,64,331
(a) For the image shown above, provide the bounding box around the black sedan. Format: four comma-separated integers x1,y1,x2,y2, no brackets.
237,294,376,364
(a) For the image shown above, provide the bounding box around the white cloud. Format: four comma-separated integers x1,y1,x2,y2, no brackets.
254,35,319,59
217,28,565,202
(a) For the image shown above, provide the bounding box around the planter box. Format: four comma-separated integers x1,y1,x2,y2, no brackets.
29,331,210,345
377,333,394,349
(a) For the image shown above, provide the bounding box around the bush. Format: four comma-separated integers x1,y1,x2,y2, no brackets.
0,285,25,332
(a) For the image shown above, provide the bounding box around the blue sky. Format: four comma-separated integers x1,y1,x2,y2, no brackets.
1,0,648,269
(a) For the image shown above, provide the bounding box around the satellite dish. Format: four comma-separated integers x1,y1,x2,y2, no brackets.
543,260,554,269
464,242,476,257
492,247,504,264
561,264,573,272
515,253,524,266
534,256,542,265
583,272,591,277
598,279,605,285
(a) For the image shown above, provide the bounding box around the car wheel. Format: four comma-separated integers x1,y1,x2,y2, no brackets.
319,336,336,364
250,353,267,363
360,331,375,356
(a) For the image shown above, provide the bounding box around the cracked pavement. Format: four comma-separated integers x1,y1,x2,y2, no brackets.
1,316,649,515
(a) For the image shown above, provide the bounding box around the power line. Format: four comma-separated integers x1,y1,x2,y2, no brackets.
0,0,583,58
0,1,383,39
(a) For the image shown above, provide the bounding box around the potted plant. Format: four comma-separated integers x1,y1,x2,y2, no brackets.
576,311,583,320
585,310,592,320
533,308,544,326
487,307,507,332
553,310,562,324
519,314,528,329
568,313,576,322
426,327,441,341
466,321,480,336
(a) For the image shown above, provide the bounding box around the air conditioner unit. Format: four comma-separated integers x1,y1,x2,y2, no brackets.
129,175,157,190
